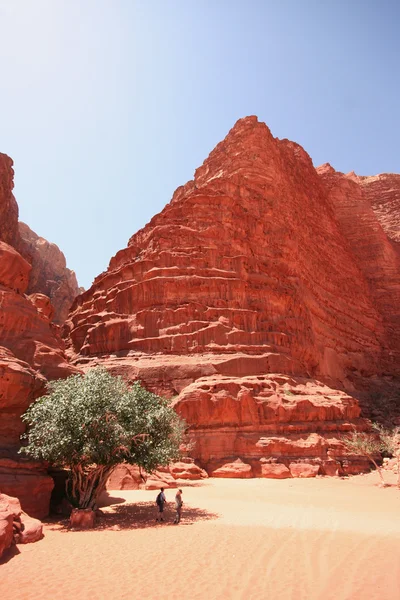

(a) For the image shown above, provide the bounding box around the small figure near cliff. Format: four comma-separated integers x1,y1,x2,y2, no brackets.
174,489,183,524
156,487,167,522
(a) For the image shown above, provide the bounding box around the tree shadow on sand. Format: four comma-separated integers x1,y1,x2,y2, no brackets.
45,501,219,533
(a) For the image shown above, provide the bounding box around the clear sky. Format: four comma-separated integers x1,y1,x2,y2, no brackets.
1,0,399,289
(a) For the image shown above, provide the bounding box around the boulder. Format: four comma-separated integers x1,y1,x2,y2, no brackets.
17,513,43,544
169,460,208,480
211,459,253,478
0,511,13,559
70,508,96,529
289,463,320,478
260,462,291,479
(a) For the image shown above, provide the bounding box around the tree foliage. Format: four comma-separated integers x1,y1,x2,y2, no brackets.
341,430,386,485
373,424,400,488
20,367,184,509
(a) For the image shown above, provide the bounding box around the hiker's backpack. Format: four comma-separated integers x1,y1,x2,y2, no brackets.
156,492,162,506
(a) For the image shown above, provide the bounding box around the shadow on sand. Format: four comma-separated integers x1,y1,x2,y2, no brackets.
45,501,219,533
0,544,20,565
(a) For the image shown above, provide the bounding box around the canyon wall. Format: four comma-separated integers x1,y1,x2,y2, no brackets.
0,154,78,517
64,116,400,476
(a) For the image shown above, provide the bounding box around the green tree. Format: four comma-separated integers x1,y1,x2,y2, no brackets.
341,430,387,486
20,367,184,510
374,424,400,488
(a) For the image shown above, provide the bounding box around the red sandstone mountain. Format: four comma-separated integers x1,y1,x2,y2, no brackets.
0,153,78,517
18,222,83,324
64,116,400,476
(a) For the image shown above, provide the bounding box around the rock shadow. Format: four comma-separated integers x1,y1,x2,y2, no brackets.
0,544,21,565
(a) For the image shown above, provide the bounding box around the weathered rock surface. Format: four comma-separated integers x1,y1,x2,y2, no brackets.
211,459,253,478
317,164,400,375
0,454,54,519
289,463,320,478
106,459,207,491
0,241,31,292
70,508,96,529
260,462,291,479
0,504,14,559
360,173,400,248
173,374,371,475
0,493,43,559
0,153,77,517
67,117,387,385
0,154,18,247
64,116,400,476
19,222,83,324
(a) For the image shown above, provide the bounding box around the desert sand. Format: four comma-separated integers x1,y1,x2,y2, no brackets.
1,473,400,600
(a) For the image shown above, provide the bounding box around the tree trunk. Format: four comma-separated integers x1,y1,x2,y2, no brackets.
369,456,387,486
67,465,116,509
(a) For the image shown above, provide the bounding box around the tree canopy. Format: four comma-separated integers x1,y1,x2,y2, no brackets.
20,367,184,508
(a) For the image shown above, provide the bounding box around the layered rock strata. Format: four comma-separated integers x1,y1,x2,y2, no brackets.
317,164,400,375
360,173,400,249
0,154,78,516
64,116,400,475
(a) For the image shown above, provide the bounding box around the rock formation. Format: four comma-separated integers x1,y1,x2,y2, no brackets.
0,493,43,560
0,154,78,517
18,222,83,324
64,116,400,477
360,173,400,248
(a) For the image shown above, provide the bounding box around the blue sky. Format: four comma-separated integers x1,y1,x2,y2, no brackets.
1,0,399,289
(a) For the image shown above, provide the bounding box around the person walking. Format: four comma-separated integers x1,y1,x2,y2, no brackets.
174,489,183,524
155,487,167,522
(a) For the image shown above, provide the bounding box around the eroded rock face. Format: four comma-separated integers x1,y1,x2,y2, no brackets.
106,459,207,491
317,164,400,375
0,154,78,516
0,154,18,247
63,116,400,476
173,374,371,475
0,493,43,559
67,117,386,386
360,173,400,247
19,222,83,324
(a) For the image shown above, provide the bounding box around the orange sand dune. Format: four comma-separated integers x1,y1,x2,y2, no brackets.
1,473,400,600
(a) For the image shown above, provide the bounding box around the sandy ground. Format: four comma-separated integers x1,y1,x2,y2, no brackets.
1,472,400,600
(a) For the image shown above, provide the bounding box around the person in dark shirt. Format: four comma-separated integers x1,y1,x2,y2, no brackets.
156,487,167,522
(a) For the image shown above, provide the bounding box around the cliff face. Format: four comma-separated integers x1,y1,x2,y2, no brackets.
317,165,400,374
360,173,400,249
0,154,78,517
18,222,83,325
0,154,18,247
67,117,387,382
64,116,400,475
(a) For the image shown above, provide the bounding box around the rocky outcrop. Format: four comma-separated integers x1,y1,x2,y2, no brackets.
0,493,43,560
19,222,83,324
64,116,400,476
173,374,371,475
106,459,207,491
0,154,78,516
0,154,18,247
